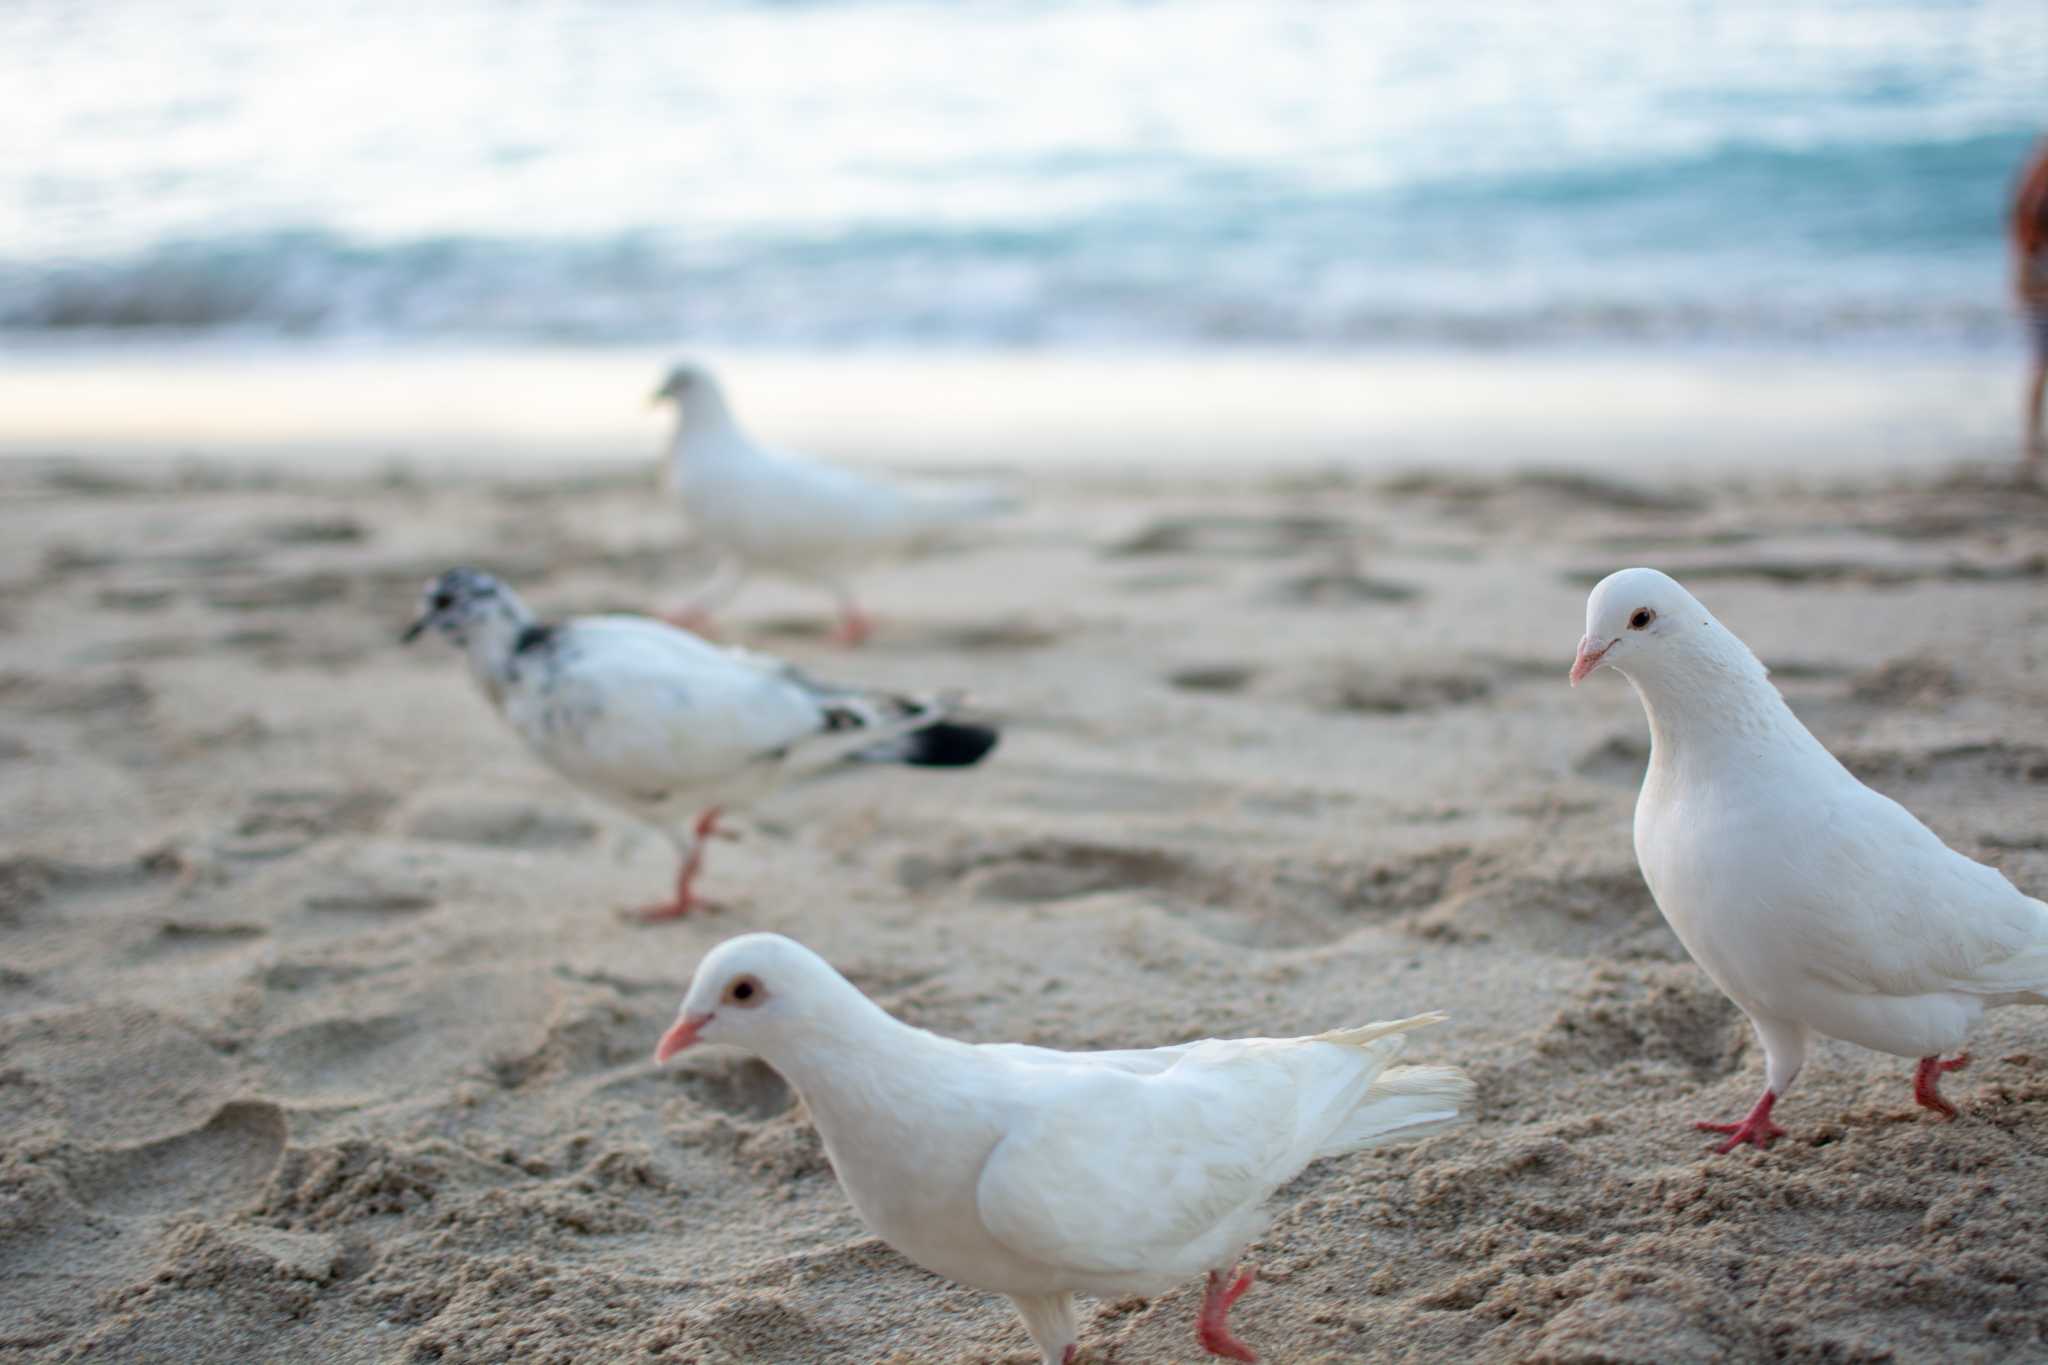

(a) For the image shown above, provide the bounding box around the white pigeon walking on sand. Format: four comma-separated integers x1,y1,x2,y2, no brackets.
1571,566,2048,1152
402,569,998,919
653,933,1472,1363
651,362,1014,645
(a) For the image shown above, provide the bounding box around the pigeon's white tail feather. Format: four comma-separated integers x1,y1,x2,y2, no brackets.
1309,1011,1449,1049
1322,1065,1476,1157
1966,898,2048,1004
1956,895,2048,1003
1304,1014,1471,1159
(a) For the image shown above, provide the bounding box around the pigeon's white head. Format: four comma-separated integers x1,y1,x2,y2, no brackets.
1570,566,1721,686
400,567,529,647
651,361,719,406
654,933,863,1064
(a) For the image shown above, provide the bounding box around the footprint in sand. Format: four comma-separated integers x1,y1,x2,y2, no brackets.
0,671,152,718
0,1003,241,1142
217,788,398,863
127,920,268,967
1262,569,1422,606
257,1015,428,1102
1401,867,1666,957
203,572,351,612
666,1054,796,1123
95,584,179,612
1104,512,1359,559
258,516,366,546
64,1100,288,1218
1301,663,1493,716
401,798,600,851
0,851,184,927
1534,963,1743,1081
1574,735,1649,786
1165,663,1259,694
1840,740,2048,787
1843,655,1963,709
899,836,1195,905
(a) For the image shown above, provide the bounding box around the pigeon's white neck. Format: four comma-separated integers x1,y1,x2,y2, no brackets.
455,596,538,705
671,382,739,449
1617,619,1836,782
748,987,978,1152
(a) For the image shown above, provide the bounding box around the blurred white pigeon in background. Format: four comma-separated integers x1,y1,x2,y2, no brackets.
654,933,1472,1363
404,569,998,919
651,361,1016,645
1572,566,2048,1152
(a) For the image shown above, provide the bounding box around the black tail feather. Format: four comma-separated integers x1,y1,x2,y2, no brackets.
894,720,1000,767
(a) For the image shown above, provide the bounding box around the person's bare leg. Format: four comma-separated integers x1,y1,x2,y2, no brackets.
2025,357,2046,463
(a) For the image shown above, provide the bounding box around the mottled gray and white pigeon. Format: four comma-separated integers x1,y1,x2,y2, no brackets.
404,569,997,917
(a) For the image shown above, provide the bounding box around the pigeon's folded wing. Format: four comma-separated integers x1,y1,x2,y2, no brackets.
973,1041,1348,1276
729,446,929,533
1791,787,2048,999
509,619,827,793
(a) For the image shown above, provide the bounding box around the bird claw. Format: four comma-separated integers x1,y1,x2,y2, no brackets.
1195,1267,1259,1362
1913,1053,1970,1119
1695,1116,1787,1153
620,895,722,923
1695,1090,1785,1153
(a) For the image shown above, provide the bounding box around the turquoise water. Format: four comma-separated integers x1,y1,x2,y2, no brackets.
2,0,2042,349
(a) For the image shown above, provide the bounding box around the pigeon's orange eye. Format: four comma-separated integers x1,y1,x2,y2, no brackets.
724,974,765,1007
1629,608,1656,630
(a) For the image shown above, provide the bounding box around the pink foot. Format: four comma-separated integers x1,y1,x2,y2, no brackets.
1913,1053,1970,1119
623,810,723,923
831,607,874,647
1696,1089,1786,1154
1061,1348,1079,1365
1195,1267,1258,1363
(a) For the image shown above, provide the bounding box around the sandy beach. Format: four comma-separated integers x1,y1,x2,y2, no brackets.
3,427,2048,1363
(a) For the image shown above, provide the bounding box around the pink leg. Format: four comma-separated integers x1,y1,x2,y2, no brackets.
831,602,873,647
1696,1089,1787,1154
1195,1266,1258,1363
1912,1053,1970,1119
1061,1349,1078,1365
628,809,724,922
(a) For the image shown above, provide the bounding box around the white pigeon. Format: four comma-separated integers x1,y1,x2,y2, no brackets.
1572,566,2048,1151
654,932,1473,1363
651,361,1015,645
403,569,999,919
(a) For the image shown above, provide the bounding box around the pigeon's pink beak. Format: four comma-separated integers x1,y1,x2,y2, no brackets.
1569,635,1613,686
654,1011,713,1063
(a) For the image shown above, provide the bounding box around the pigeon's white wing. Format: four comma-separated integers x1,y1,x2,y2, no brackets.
502,617,827,797
975,1029,1421,1276
977,1041,1196,1076
686,439,993,565
1761,782,2048,1000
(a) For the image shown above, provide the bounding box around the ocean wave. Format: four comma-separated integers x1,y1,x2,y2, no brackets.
3,0,2037,352
0,222,2020,350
